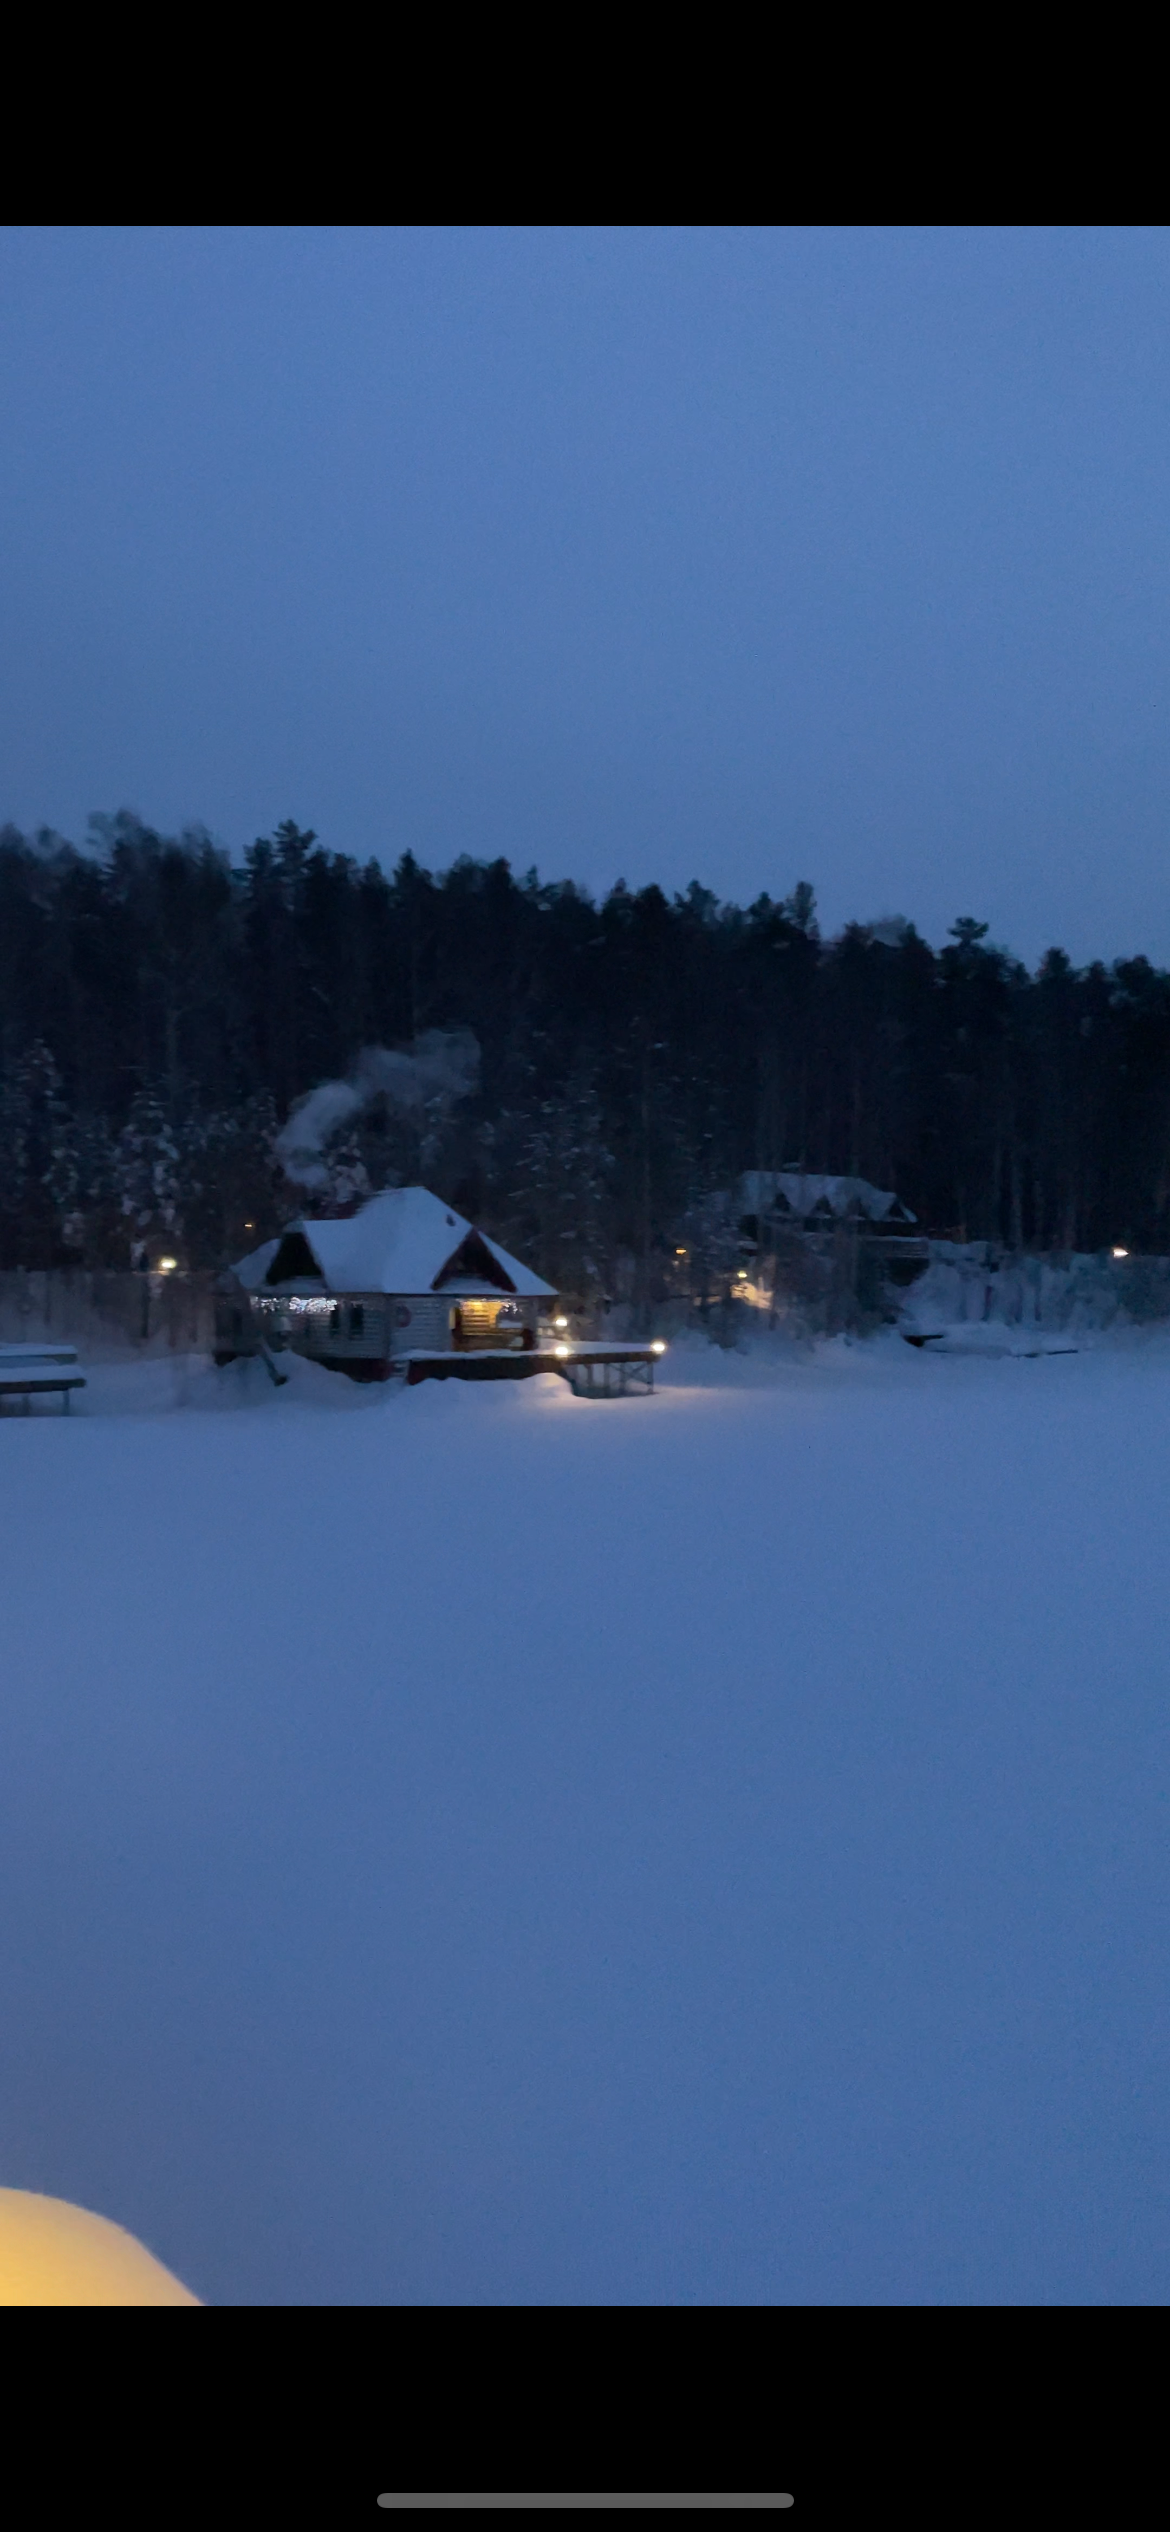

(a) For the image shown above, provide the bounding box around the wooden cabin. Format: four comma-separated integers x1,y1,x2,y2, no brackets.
736,1171,928,1288
214,1186,556,1379
738,1171,920,1237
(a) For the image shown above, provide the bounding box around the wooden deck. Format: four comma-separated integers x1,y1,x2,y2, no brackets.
402,1344,662,1394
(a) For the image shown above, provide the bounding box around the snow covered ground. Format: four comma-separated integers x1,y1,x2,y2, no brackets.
2,1332,1168,2305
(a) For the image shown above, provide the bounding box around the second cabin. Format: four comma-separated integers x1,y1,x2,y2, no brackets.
216,1186,556,1379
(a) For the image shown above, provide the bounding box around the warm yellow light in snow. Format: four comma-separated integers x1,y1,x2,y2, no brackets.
0,2189,200,2305
651,1341,667,1354
554,1316,568,1328
1113,1246,1128,1258
554,1345,569,1358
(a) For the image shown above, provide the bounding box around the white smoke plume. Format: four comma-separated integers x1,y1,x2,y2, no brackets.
275,1029,480,1192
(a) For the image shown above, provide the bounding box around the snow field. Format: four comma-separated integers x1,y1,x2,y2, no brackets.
1,1336,1167,2303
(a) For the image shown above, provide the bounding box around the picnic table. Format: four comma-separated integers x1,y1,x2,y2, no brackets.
0,1343,86,1413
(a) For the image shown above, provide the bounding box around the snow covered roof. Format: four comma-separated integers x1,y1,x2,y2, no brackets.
232,1238,283,1290
232,1186,556,1298
739,1171,916,1225
0,1343,80,1365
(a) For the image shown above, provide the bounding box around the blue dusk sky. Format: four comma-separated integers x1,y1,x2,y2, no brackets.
2,225,1170,965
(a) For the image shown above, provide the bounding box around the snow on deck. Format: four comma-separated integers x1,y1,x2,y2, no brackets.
1,1330,1168,2305
0,1343,80,1364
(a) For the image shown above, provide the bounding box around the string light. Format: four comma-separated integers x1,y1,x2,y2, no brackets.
252,1296,337,1315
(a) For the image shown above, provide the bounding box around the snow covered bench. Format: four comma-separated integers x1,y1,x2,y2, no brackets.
0,1343,86,1413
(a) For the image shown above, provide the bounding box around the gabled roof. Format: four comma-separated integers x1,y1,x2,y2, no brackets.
739,1171,916,1224
232,1185,556,1297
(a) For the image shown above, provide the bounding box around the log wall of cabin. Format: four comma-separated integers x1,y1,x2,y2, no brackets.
233,1289,545,1362
389,1295,451,1353
248,1294,390,1360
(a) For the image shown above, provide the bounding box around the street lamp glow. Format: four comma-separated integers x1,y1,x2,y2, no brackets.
554,1315,568,1328
1112,1246,1129,1259
156,1257,177,1273
651,1340,667,1354
554,1344,569,1358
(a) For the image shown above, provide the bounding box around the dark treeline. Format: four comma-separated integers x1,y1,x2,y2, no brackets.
3,809,1170,1294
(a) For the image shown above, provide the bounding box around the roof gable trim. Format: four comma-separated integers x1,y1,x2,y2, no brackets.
432,1228,517,1294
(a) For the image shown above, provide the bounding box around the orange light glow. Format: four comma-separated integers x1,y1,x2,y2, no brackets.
0,2188,200,2306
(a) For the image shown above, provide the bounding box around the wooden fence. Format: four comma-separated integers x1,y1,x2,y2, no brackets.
0,1270,218,1359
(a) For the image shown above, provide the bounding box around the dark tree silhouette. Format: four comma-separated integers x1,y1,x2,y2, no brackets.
0,810,1164,1282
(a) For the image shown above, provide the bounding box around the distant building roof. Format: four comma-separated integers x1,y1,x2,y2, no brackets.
739,1171,916,1225
232,1185,556,1298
